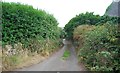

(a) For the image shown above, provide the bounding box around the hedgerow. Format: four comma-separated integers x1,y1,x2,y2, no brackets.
65,12,120,71
72,22,120,71
2,2,63,70
64,12,118,39
2,2,61,46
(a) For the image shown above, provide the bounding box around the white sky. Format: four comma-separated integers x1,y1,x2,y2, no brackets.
114,0,120,2
3,0,113,27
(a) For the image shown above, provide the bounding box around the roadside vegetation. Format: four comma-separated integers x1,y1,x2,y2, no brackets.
62,50,70,60
0,46,1,71
64,12,120,71
64,12,118,39
2,1,120,71
2,2,63,71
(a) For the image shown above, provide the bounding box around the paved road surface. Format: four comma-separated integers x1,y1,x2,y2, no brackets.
16,39,85,71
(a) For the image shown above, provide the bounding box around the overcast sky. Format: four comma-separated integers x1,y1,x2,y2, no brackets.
3,0,113,27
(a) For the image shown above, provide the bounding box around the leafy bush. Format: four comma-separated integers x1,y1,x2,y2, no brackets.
73,25,95,51
2,2,60,46
2,2,63,70
64,12,118,39
75,23,120,71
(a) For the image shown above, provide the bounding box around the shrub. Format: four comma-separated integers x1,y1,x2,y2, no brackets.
73,25,95,49
77,23,120,71
2,2,60,46
2,2,63,70
64,12,118,39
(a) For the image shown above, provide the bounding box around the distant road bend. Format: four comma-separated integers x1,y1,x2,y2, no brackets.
16,39,85,71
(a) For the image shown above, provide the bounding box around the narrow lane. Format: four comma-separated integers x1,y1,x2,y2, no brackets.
16,40,85,71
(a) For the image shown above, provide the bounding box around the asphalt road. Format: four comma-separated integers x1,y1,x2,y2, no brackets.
16,39,85,71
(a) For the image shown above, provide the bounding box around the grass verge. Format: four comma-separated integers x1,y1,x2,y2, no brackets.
62,50,70,60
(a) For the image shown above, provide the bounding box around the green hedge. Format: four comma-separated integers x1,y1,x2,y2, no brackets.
66,12,120,71
64,12,118,39
2,2,60,46
78,23,120,71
